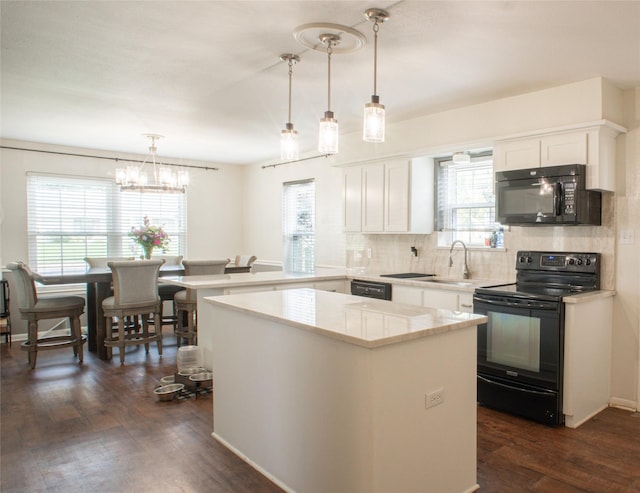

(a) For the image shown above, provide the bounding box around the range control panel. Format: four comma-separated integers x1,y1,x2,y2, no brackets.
516,251,600,274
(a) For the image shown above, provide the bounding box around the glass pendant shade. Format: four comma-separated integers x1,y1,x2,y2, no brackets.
281,123,299,161
363,95,385,143
318,111,339,154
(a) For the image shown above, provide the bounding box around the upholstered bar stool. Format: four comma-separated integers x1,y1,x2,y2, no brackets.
103,259,164,364
6,261,86,369
174,258,229,346
153,255,184,332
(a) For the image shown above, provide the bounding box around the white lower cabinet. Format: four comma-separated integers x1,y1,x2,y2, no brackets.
274,279,348,293
393,285,474,313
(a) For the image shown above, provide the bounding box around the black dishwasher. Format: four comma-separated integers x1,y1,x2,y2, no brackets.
351,279,392,300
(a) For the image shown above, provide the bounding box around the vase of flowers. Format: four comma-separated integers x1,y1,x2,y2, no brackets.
129,216,170,259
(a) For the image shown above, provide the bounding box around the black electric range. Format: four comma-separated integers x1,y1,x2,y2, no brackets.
475,251,601,303
473,250,601,425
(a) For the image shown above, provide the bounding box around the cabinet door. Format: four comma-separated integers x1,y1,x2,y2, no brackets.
392,285,423,306
458,293,474,313
540,131,587,167
314,280,347,293
421,288,459,311
362,163,385,232
342,166,362,232
384,160,410,232
493,138,541,172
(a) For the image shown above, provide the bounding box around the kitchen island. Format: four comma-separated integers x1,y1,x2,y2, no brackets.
200,288,487,493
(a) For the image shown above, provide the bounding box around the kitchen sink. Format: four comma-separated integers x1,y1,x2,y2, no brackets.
415,279,475,287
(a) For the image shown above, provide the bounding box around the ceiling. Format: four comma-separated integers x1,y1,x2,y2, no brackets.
1,1,639,165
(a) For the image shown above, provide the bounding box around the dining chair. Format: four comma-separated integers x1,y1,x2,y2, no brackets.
174,258,229,346
6,261,86,369
102,259,164,364
234,255,257,269
84,256,135,269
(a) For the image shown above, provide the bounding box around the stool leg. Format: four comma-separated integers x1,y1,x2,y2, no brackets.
27,320,38,369
142,314,150,354
117,318,126,365
155,308,163,356
176,308,185,348
72,316,84,363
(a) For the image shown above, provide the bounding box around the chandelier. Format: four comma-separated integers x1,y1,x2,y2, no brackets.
116,134,189,193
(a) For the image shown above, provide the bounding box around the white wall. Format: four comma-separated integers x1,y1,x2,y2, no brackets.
0,139,244,335
241,78,639,410
0,139,244,264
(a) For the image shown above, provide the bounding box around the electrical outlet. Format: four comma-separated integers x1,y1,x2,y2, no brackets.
367,248,372,258
425,388,444,409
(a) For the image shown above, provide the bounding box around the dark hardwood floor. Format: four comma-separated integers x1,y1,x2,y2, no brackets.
2,334,639,492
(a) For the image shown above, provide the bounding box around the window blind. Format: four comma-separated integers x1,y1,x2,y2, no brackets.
27,173,186,275
282,179,315,273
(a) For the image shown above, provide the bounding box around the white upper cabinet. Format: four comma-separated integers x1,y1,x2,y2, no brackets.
493,122,624,191
362,162,385,232
342,158,433,234
343,166,363,232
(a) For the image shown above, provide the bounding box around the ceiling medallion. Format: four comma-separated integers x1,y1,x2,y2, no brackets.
293,22,366,54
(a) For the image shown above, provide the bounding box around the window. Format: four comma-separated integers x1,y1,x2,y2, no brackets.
282,179,315,273
436,152,497,247
27,173,186,275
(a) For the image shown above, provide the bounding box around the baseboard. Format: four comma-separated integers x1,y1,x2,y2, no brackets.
609,396,638,412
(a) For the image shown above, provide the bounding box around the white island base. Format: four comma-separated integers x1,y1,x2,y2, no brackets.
201,289,485,493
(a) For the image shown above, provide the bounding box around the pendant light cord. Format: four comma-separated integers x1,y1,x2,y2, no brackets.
287,58,294,125
326,41,333,112
372,20,379,96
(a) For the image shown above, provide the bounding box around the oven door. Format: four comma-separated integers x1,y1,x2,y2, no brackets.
474,294,563,390
496,177,562,225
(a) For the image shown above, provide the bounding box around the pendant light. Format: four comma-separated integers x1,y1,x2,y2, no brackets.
115,134,188,193
318,33,340,155
280,53,300,161
362,8,389,143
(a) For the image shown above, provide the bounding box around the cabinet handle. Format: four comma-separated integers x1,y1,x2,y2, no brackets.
460,304,473,308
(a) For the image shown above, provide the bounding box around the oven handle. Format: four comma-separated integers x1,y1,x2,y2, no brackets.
473,296,556,310
477,374,556,396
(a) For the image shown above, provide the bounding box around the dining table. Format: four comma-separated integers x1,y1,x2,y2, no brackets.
37,265,185,360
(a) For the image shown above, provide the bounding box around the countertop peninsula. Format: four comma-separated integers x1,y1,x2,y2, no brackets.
204,287,487,348
199,287,486,492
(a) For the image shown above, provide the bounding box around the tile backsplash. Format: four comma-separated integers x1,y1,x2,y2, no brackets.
346,193,615,290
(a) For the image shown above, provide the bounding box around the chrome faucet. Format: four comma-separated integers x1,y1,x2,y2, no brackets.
449,240,471,279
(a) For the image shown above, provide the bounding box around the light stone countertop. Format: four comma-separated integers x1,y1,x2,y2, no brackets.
204,288,488,349
563,289,616,303
161,266,504,293
160,267,348,289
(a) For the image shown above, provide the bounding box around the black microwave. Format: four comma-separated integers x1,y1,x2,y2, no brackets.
495,164,601,226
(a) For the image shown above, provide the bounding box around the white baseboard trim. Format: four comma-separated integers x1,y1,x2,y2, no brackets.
609,397,638,412
211,432,294,493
